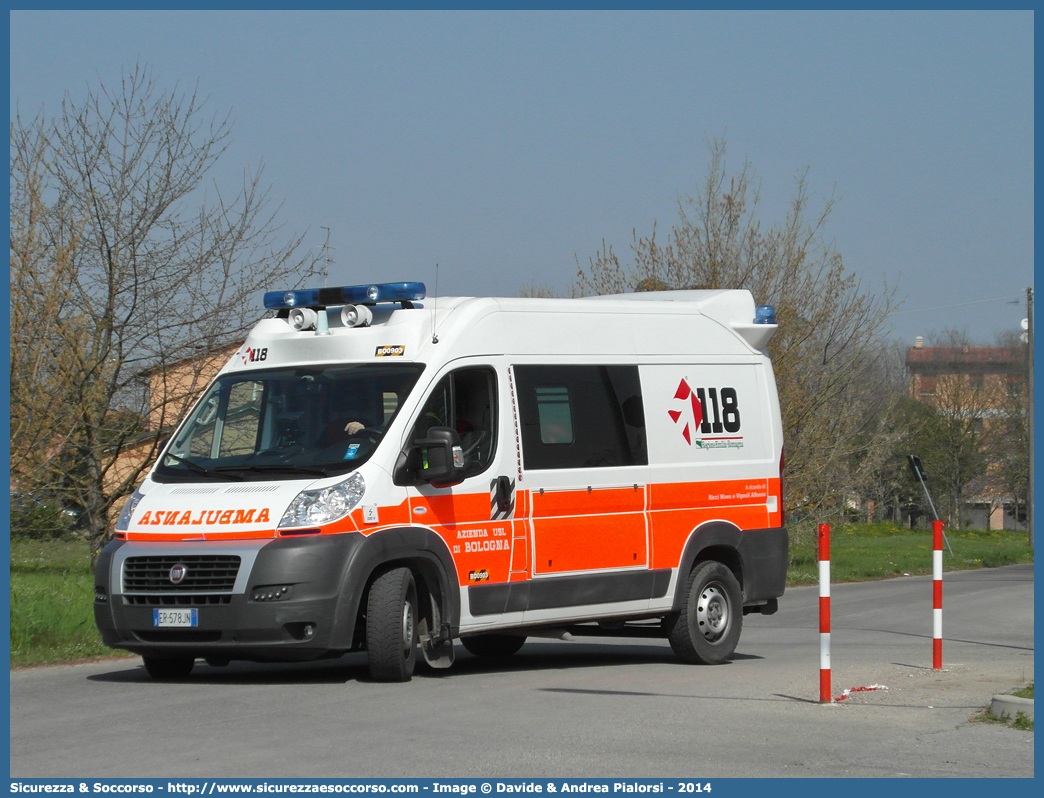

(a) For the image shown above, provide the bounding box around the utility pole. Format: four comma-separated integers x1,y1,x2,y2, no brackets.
1028,287,1034,549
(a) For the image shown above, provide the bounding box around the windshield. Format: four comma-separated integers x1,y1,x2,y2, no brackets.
154,363,425,482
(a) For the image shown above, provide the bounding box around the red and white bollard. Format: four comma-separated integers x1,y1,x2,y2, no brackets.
932,520,943,669
818,523,831,703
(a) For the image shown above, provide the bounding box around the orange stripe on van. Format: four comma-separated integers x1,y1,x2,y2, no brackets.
533,485,644,516
123,529,278,542
123,479,780,586
767,477,783,528
531,487,647,574
533,513,647,574
509,522,529,573
349,499,410,532
650,506,769,569
420,522,513,586
650,479,769,511
514,489,529,518
410,492,490,527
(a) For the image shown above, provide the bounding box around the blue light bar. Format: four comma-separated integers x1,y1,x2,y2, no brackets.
264,282,426,310
754,305,777,325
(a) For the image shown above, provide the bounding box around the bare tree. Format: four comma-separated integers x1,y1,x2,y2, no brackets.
845,341,922,523
10,127,80,488
574,139,897,519
917,384,990,528
909,330,996,528
517,281,563,298
981,331,1030,529
10,65,321,557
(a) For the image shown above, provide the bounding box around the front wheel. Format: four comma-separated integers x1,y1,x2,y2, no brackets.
461,634,526,658
366,567,419,682
667,561,742,664
142,655,195,679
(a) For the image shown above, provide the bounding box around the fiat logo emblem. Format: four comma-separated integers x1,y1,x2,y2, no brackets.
169,564,188,584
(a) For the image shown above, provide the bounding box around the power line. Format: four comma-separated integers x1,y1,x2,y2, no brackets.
891,295,1023,315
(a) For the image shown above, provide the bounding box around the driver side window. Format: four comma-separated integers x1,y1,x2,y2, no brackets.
411,367,497,478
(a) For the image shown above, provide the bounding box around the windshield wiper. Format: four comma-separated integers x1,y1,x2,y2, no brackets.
214,464,332,478
163,453,242,480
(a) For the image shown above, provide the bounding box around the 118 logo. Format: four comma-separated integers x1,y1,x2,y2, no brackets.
241,346,268,364
669,378,741,444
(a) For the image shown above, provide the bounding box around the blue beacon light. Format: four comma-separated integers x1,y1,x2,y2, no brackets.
264,282,426,310
754,305,777,325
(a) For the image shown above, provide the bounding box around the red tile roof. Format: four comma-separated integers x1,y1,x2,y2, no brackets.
906,346,1022,366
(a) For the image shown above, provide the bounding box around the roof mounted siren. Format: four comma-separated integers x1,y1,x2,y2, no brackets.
264,282,426,333
288,307,320,332
341,303,373,328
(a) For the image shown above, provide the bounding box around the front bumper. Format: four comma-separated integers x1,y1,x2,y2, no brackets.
94,534,368,662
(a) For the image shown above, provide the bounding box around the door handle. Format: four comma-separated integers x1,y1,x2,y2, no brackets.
491,475,515,520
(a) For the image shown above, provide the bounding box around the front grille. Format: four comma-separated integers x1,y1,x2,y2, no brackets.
124,594,232,606
123,555,241,593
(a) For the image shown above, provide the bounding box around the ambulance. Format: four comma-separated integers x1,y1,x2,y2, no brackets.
94,281,788,681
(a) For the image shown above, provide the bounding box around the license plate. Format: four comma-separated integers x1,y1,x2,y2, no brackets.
153,608,198,627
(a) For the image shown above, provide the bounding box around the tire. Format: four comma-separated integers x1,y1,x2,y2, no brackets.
461,634,526,658
366,567,419,682
667,560,742,664
142,655,195,679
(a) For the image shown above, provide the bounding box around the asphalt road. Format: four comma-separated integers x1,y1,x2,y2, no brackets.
9,564,1034,778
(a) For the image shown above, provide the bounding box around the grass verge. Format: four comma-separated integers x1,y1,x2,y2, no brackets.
973,709,1034,731
1011,683,1034,700
9,538,132,667
969,683,1035,731
787,522,1034,586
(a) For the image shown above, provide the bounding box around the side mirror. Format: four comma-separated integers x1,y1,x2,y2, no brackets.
413,427,466,487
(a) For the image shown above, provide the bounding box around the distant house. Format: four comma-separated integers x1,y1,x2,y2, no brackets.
105,343,240,494
906,337,1027,530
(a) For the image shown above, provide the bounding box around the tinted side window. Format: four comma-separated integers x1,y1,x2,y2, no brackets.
408,367,498,478
515,365,646,469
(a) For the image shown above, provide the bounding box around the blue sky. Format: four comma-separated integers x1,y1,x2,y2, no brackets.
10,9,1034,345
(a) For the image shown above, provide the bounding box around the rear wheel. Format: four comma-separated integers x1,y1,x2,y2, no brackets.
461,634,526,658
667,560,742,664
366,567,419,682
142,655,195,679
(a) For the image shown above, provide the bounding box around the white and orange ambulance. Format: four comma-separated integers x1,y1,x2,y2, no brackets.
95,281,788,681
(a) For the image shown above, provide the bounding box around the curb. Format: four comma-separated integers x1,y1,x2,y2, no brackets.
989,695,1034,722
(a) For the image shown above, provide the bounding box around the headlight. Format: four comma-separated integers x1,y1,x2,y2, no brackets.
278,472,366,528
115,488,145,532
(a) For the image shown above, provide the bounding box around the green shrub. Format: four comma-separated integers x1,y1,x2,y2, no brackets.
10,493,83,540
